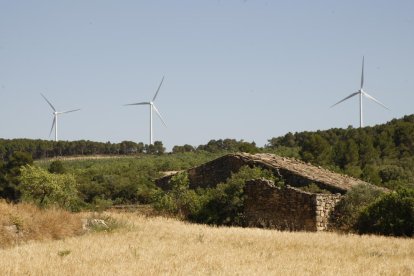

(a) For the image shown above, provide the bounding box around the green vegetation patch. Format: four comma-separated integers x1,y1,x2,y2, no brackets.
153,166,277,226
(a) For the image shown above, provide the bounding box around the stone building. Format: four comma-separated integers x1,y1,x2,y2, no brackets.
156,153,372,231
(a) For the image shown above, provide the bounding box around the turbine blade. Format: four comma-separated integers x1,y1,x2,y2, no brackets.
152,104,167,127
363,91,390,110
124,102,150,106
49,117,56,137
330,92,360,108
361,56,364,89
60,108,81,114
152,76,165,102
41,93,56,112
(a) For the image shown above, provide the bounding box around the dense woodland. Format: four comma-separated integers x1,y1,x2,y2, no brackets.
267,114,414,189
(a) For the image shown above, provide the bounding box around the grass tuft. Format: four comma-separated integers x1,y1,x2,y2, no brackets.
58,249,71,257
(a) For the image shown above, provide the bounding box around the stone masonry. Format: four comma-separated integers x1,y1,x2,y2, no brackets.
244,179,342,231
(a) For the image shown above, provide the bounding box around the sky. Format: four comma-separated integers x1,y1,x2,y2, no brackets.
1,1,413,151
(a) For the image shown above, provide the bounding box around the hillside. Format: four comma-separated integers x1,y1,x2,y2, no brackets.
267,115,414,190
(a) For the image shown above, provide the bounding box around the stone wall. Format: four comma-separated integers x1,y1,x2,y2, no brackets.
244,179,342,231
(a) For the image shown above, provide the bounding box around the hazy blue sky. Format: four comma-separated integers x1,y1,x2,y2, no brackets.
1,1,413,150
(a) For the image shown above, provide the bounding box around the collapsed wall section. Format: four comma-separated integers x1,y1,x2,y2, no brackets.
244,179,342,231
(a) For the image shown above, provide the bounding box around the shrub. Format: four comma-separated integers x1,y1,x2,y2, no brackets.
19,165,80,211
357,188,414,237
331,184,384,232
78,174,141,205
48,160,66,174
153,166,277,226
153,172,202,217
189,166,276,226
300,183,331,194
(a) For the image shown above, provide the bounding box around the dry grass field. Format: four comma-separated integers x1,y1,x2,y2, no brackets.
1,210,413,276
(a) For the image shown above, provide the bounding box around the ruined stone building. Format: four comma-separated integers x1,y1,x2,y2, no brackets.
156,153,372,232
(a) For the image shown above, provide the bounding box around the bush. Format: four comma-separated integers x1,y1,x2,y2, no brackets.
190,166,276,226
357,188,414,237
48,160,66,174
153,166,277,226
19,165,80,211
153,172,202,217
331,184,384,232
300,183,331,194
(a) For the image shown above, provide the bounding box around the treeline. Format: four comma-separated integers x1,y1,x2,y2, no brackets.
267,115,414,189
0,138,259,160
173,139,258,154
0,139,166,160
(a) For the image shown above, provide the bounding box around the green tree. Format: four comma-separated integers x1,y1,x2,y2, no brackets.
172,144,196,153
300,133,332,165
357,133,379,168
145,141,165,155
332,184,384,232
153,172,200,216
19,165,79,210
48,160,66,174
238,141,259,154
0,151,33,201
357,188,414,236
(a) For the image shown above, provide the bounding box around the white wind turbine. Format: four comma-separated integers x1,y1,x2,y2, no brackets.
41,93,81,142
331,57,389,128
124,76,167,145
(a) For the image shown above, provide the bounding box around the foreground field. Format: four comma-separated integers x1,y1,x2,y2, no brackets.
1,213,413,275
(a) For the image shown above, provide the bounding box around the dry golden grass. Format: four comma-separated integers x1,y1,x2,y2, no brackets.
1,212,413,275
0,201,83,248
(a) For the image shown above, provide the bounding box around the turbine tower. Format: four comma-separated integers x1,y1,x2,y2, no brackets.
41,93,81,142
124,76,167,145
331,57,389,128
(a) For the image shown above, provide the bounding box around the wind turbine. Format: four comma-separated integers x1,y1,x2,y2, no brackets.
41,93,81,142
124,76,167,145
331,57,389,128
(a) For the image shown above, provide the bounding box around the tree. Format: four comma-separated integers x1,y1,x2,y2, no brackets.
0,151,33,201
19,165,79,210
172,144,195,153
48,160,66,174
238,141,259,154
146,141,165,155
357,188,414,236
299,133,332,165
357,132,379,168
